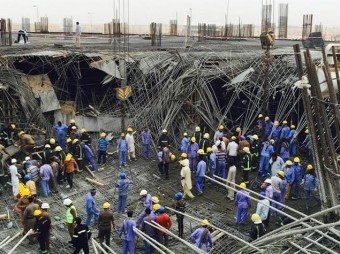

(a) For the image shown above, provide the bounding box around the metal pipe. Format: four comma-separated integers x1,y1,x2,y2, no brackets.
0,236,10,247
133,227,168,254
144,220,206,254
164,206,263,253
92,238,99,254
0,232,21,249
8,229,33,254
102,242,117,254
289,241,310,254
92,238,108,254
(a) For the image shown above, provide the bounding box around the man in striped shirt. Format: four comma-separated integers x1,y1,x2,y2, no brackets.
216,142,227,179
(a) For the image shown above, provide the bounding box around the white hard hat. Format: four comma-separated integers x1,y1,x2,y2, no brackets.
11,158,17,164
140,190,147,196
203,133,209,139
25,156,31,161
45,144,51,148
41,203,50,209
63,198,72,206
264,179,272,184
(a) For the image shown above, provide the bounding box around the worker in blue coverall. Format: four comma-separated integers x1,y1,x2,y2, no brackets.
97,132,108,165
291,157,303,199
117,133,128,167
190,219,212,253
141,127,151,159
258,140,274,177
280,120,290,142
195,149,206,196
83,143,96,172
187,137,199,172
288,125,297,157
301,164,321,210
85,189,100,226
116,172,133,213
235,182,251,225
53,121,68,150
207,147,216,183
119,211,136,254
264,116,273,141
180,132,190,153
270,121,282,153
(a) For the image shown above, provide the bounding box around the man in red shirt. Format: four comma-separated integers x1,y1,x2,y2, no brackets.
155,207,172,247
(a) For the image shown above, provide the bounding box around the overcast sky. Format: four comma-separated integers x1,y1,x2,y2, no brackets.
1,0,339,27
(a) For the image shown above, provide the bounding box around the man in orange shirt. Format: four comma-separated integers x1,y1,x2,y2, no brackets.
155,207,172,247
63,154,79,189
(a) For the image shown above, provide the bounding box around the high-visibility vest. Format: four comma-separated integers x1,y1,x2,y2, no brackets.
66,205,77,224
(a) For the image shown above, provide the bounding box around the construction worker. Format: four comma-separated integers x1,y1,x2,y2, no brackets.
303,128,312,162
14,188,30,234
195,149,206,196
180,153,189,168
174,192,186,238
119,211,136,254
67,119,78,134
117,132,128,167
53,121,68,150
85,189,100,226
248,214,265,241
54,146,66,184
216,141,227,179
50,156,59,193
140,189,152,210
48,138,57,150
0,153,6,189
194,126,202,145
141,127,151,159
238,135,250,158
180,160,194,199
126,127,137,161
116,172,133,213
280,120,290,142
271,171,285,216
72,217,91,254
98,202,115,248
70,126,81,140
80,128,92,146
64,154,78,189
269,152,284,177
66,137,73,154
141,207,158,253
256,192,270,227
64,198,77,242
280,139,290,162
241,147,252,184
227,136,238,166
32,209,51,254
39,163,54,197
97,132,108,165
258,140,274,177
9,158,20,199
17,131,36,155
213,125,225,142
199,133,210,153
256,114,265,140
0,130,10,147
156,207,172,246
158,129,170,148
187,137,199,172
264,116,273,141
83,142,96,172
226,161,237,200
160,147,171,179
283,160,294,200
190,219,213,252
71,139,83,172
41,203,52,250
23,195,40,242
250,134,260,171
270,121,282,152
235,183,251,225
180,132,190,153
291,157,303,199
24,174,37,195
301,164,321,210
207,147,216,183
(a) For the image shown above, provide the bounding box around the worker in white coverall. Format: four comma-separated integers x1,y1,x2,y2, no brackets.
9,158,20,199
126,127,137,161
180,160,194,199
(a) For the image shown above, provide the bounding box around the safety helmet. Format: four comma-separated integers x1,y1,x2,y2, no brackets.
282,120,288,125
153,204,161,211
169,154,175,161
203,133,209,139
103,202,110,209
293,157,300,163
72,139,79,144
71,126,77,130
175,192,183,199
269,139,275,144
162,129,167,133
179,160,186,167
21,188,30,196
291,125,296,129
22,160,26,165
24,174,31,181
33,210,42,216
200,219,209,226
70,119,76,124
197,149,205,155
243,147,250,153
25,156,31,161
195,126,201,132
215,140,222,147
151,196,159,204
10,124,16,129
191,137,196,143
140,190,147,196
81,128,86,133
158,207,165,213
240,182,246,188
63,198,72,206
274,121,279,126
236,127,241,133
100,132,106,138
181,153,188,158
65,154,72,161
251,213,262,224
218,125,224,130
265,116,270,121
55,146,62,152
207,147,212,153
286,160,293,166
41,203,50,209
119,172,126,179
19,131,25,135
278,170,285,178
264,179,272,184
127,127,133,132
305,129,309,134
252,134,259,140
49,138,56,145
306,164,313,171
183,132,188,136
11,158,17,164
66,138,72,143
258,114,263,118
45,144,51,149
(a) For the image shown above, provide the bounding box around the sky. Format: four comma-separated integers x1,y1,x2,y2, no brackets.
0,0,339,28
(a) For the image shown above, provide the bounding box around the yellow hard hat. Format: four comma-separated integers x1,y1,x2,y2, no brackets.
286,160,292,166
171,154,176,161
258,114,263,118
252,134,259,140
274,121,279,126
293,157,300,163
50,138,56,144
65,154,72,161
103,202,110,209
55,146,62,152
282,120,288,124
207,147,212,153
153,204,161,211
183,132,188,136
236,127,241,132
243,147,250,153
10,124,16,129
179,160,186,167
127,127,133,132
33,210,42,216
278,170,285,177
181,153,187,158
81,128,86,133
218,125,224,130
291,125,296,129
191,137,196,143
231,136,237,140
240,182,246,188
306,164,313,170
200,219,209,226
100,132,106,138
21,188,30,196
251,213,262,224
151,196,159,204
66,138,72,143
195,126,201,132
197,149,205,155
22,160,26,165
19,131,25,135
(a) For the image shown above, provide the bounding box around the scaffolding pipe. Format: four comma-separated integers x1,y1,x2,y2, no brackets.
8,229,33,254
133,227,168,254
0,236,10,247
144,220,206,254
92,238,108,254
92,238,99,254
0,232,21,249
102,242,117,254
164,206,263,253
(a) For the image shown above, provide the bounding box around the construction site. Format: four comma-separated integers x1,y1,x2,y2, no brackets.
0,1,340,253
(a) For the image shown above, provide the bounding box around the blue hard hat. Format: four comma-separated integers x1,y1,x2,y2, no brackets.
175,192,183,199
119,172,126,179
159,207,165,213
24,174,31,181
